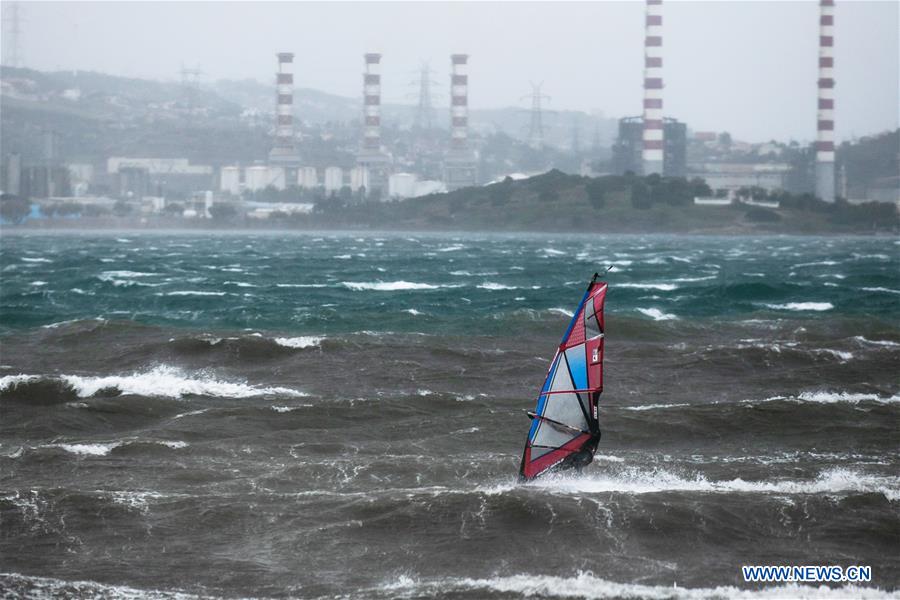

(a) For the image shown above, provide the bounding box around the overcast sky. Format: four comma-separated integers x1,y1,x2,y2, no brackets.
6,1,899,143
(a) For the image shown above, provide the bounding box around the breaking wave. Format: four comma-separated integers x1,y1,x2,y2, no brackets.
381,572,896,600
0,365,307,400
272,336,324,349
637,307,678,321
483,467,900,501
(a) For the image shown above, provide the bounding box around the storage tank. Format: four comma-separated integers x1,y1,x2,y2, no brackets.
220,166,241,195
298,166,318,189
245,166,286,192
324,167,344,193
388,173,417,200
350,166,369,192
245,166,269,192
269,167,286,190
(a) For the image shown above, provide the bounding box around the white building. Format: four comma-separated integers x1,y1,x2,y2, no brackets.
696,163,792,195
107,157,213,176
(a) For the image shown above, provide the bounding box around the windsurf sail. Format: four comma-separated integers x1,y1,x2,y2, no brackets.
519,272,608,481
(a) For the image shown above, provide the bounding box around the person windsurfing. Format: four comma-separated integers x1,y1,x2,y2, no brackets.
519,271,608,482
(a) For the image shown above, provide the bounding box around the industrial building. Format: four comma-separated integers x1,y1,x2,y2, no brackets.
613,116,686,178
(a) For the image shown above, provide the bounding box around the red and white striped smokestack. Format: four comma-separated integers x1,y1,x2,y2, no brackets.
274,52,295,155
450,54,469,151
642,0,664,176
363,53,382,152
815,0,836,201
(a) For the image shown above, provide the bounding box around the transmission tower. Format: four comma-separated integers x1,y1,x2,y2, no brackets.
410,61,438,130
522,82,551,149
2,2,24,68
179,63,204,127
571,117,580,153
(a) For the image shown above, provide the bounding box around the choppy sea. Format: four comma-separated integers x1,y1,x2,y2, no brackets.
1,232,898,599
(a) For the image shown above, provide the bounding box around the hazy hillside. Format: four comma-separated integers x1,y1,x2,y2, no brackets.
2,66,616,166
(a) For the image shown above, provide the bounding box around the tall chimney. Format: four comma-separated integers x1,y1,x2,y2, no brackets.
642,0,664,176
272,52,296,159
363,53,382,152
815,0,836,202
450,54,469,151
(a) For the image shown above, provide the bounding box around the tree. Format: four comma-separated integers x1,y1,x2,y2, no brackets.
113,200,133,217
585,178,608,209
209,203,238,220
631,181,652,209
163,202,184,216
0,195,31,224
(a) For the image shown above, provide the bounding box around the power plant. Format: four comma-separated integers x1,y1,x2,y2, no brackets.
3,1,874,212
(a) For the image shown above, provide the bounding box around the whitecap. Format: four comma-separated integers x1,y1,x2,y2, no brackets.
382,571,898,600
342,281,440,291
618,283,678,291
223,281,257,288
764,302,833,311
796,391,899,405
853,336,900,348
162,291,228,297
404,309,424,316
0,366,307,399
482,466,900,501
272,405,312,413
862,287,900,295
273,336,323,349
548,307,574,318
636,307,678,321
621,402,690,411
793,260,840,267
46,442,121,456
478,282,517,291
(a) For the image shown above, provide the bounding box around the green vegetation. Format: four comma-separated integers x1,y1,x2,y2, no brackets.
303,170,896,233
0,194,30,224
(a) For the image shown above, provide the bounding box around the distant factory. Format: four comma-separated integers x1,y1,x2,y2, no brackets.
611,0,840,202
217,51,477,202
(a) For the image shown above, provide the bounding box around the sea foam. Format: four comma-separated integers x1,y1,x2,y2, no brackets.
383,572,897,600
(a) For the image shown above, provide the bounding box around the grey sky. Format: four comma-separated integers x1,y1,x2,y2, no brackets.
6,1,899,143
